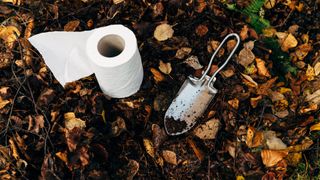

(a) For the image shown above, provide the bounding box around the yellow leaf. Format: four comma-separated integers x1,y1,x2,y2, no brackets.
262,28,277,37
154,23,174,41
264,0,277,9
295,43,312,60
162,150,177,165
286,152,302,166
113,0,124,4
64,20,80,32
158,60,172,74
150,68,165,82
287,138,313,152
256,58,271,77
64,112,86,130
280,33,298,52
306,64,315,81
241,73,258,88
0,25,21,49
143,138,155,158
236,175,245,180
310,122,320,131
0,97,10,110
261,150,288,167
250,95,262,108
56,151,68,164
2,0,21,5
9,137,19,160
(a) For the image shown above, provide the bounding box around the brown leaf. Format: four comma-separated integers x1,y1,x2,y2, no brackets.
126,159,139,180
162,150,177,165
241,73,258,88
295,43,312,60
150,68,165,82
111,116,126,137
143,138,155,158
306,64,315,81
152,124,167,148
33,115,44,134
65,127,82,152
246,127,264,148
228,98,239,109
159,60,172,74
193,118,220,140
113,0,124,4
9,137,19,160
250,95,262,108
286,152,302,166
79,146,90,167
56,151,68,164
287,138,313,152
175,47,192,59
239,25,249,40
257,77,278,95
261,150,288,167
154,23,174,41
0,97,10,110
279,33,298,52
64,112,86,130
314,62,320,76
184,55,203,70
195,24,208,37
64,20,80,32
37,88,55,107
256,58,271,77
227,39,237,52
237,47,255,67
153,2,164,17
264,0,277,9
187,138,204,161
195,0,207,13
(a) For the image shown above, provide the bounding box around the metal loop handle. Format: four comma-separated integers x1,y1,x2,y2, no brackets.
199,33,240,85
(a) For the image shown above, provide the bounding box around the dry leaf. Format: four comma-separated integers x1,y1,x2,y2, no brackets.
305,89,320,105
237,47,255,67
159,60,172,74
195,24,208,37
0,25,21,49
240,25,249,40
33,115,44,134
250,95,262,108
261,150,288,167
295,43,312,60
227,39,237,52
111,116,126,137
256,58,271,77
280,33,298,52
64,20,80,32
241,73,258,88
221,68,235,78
184,55,203,70
143,138,155,158
175,47,192,59
152,124,167,148
56,151,68,164
263,28,277,37
244,63,257,75
310,122,320,131
150,68,165,82
264,0,277,9
126,159,139,180
113,0,124,4
264,131,287,150
0,97,10,110
187,138,204,161
314,62,320,76
9,138,19,160
228,98,239,109
268,90,285,102
300,104,318,114
154,23,174,41
193,118,220,140
2,0,21,5
257,77,278,95
286,152,302,166
246,126,264,148
287,138,313,152
275,110,289,118
195,0,207,13
306,64,315,81
64,112,86,130
162,150,177,165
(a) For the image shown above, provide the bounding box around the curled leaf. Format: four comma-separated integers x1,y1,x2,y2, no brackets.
241,73,258,88
143,138,155,158
261,150,288,167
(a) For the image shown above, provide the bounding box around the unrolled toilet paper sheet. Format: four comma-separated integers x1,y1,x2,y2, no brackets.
29,25,143,98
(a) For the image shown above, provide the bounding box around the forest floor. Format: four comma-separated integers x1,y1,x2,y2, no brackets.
0,0,320,179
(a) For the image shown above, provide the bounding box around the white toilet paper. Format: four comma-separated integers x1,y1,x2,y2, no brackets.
29,25,143,98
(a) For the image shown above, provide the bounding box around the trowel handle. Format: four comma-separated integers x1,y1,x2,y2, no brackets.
199,33,240,86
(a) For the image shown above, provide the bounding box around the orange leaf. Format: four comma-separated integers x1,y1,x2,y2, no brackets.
261,150,288,167
64,20,80,32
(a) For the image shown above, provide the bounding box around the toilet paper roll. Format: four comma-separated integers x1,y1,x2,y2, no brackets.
29,25,143,98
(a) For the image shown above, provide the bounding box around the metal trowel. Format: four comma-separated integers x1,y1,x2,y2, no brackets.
164,33,240,135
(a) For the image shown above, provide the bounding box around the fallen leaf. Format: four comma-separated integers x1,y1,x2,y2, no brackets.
150,68,165,82
187,138,204,161
56,151,68,164
261,150,288,167
195,0,207,13
153,2,164,17
2,0,21,5
195,24,208,37
111,116,126,137
295,43,312,60
237,47,255,67
268,90,285,102
154,23,174,41
257,77,278,95
33,115,44,134
243,41,255,50
263,28,277,37
306,64,315,81
256,58,271,77
208,40,224,56
310,122,320,131
159,60,172,74
280,33,298,52
162,150,177,165
250,95,262,108
264,0,277,9
64,112,86,130
143,138,155,158
113,0,124,4
286,152,302,166
275,110,289,118
126,159,139,180
305,89,320,105
228,98,239,109
9,137,19,160
0,97,10,110
0,25,21,49
299,104,318,114
221,68,235,78
184,55,203,70
287,138,313,152
227,39,237,52
240,25,249,40
264,131,287,150
175,47,192,59
152,124,167,148
314,62,320,76
241,73,258,88
64,20,80,32
244,63,257,75
193,118,220,140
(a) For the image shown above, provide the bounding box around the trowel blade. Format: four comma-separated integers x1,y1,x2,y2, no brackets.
164,76,217,135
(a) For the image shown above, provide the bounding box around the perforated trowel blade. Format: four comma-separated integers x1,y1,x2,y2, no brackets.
164,77,217,136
